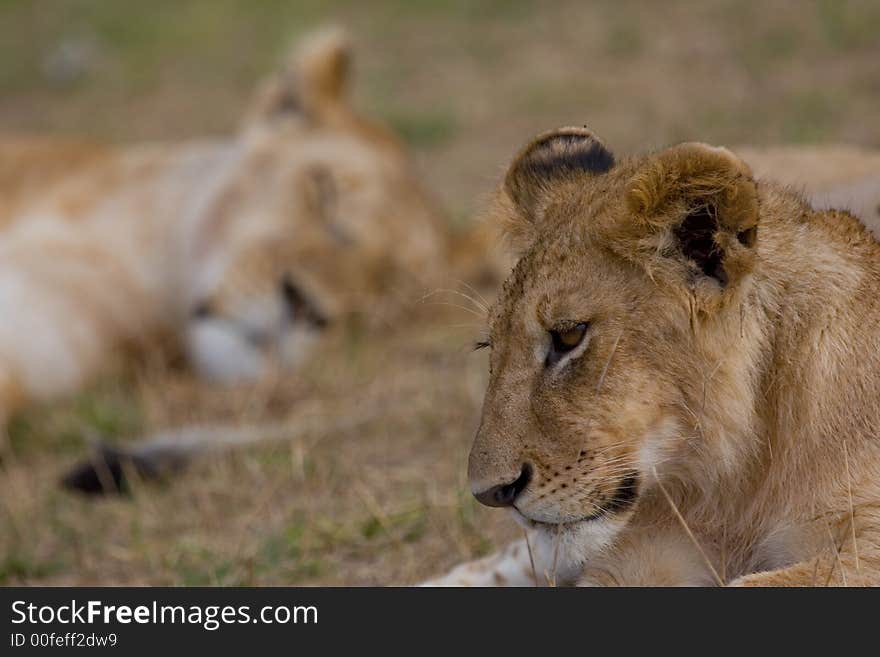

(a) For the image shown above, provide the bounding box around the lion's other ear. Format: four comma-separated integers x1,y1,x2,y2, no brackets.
626,142,758,290
501,127,615,252
244,26,351,125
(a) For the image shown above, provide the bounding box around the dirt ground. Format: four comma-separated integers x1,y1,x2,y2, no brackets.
1,0,879,585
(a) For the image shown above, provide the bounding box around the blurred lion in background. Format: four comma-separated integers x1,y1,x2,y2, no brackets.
0,28,449,445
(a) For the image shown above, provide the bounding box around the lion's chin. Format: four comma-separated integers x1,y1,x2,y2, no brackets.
509,509,625,583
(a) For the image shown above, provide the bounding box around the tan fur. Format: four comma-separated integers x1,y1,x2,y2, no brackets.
0,28,447,429
429,127,880,587
471,143,880,286
740,144,880,235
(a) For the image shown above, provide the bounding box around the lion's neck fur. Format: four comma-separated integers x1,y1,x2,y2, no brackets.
660,184,880,568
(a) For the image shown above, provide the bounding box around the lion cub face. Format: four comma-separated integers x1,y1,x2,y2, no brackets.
470,128,760,555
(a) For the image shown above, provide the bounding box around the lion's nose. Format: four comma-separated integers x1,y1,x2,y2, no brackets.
473,464,532,508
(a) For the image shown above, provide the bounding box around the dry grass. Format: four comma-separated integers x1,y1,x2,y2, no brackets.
1,0,879,585
1,304,518,585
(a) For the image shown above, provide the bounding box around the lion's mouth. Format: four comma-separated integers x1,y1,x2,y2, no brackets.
512,509,603,532
513,472,640,529
604,472,640,513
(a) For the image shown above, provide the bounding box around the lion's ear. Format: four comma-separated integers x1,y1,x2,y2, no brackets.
501,127,615,252
626,142,758,290
244,26,351,125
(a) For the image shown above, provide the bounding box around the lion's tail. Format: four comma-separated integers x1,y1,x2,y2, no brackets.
60,423,295,495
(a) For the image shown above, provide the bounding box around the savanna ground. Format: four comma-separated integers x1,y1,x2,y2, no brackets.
1,0,879,585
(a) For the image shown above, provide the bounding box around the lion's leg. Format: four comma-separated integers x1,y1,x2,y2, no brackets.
421,527,593,587
0,306,102,415
731,561,842,586
730,554,880,587
0,253,147,435
731,511,880,587
732,529,880,586
420,539,540,587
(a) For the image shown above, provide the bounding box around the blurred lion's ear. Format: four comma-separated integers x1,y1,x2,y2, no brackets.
244,26,351,125
291,26,351,107
624,142,758,292
500,126,614,253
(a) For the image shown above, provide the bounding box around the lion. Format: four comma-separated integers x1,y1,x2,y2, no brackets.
424,126,880,586
740,144,880,232
0,29,447,439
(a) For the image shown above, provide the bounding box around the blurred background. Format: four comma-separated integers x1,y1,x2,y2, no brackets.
1,0,879,585
4,0,879,220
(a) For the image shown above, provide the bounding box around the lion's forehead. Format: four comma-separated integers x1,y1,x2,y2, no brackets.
490,232,599,330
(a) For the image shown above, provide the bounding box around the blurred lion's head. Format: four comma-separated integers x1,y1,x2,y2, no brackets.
185,28,448,383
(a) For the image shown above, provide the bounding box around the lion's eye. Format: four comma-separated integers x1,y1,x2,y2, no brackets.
547,322,588,366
